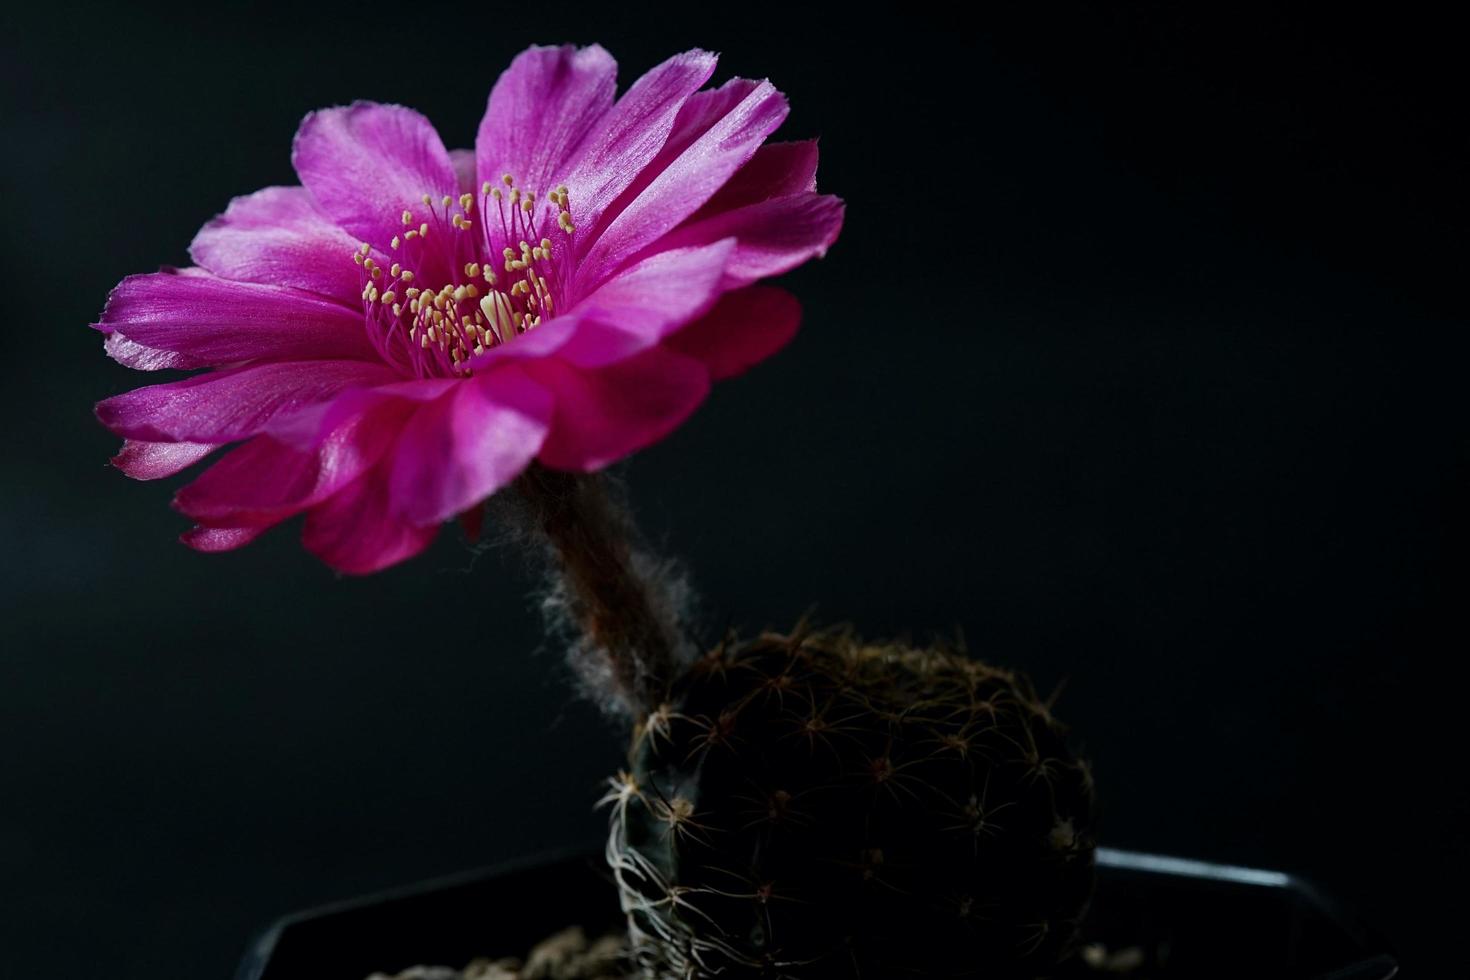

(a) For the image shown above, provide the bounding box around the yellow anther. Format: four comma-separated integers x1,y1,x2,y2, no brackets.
419,223,429,236
521,198,533,213
381,290,396,304
359,242,371,256
509,188,521,204
558,210,575,233
390,263,401,277
540,237,552,250
402,210,413,225
405,229,418,240
453,285,468,302
401,271,414,282
501,173,514,186
392,303,403,317
491,187,503,200
556,184,568,197
405,287,419,297
464,283,479,299
459,193,474,211
421,194,432,205
459,218,472,229
352,252,363,265
481,180,493,196
371,266,382,279
390,236,400,249
483,268,497,285
442,195,452,208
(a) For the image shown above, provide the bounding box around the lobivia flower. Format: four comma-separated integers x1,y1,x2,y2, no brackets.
94,45,843,573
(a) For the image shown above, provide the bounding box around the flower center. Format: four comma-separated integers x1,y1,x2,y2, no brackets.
349,173,577,377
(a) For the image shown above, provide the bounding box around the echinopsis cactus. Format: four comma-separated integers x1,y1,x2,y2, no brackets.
602,628,1096,979
94,41,1099,980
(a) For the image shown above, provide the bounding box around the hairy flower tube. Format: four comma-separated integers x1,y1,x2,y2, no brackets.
94,45,843,573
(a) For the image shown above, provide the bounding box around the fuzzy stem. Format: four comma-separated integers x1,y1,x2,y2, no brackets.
515,464,685,720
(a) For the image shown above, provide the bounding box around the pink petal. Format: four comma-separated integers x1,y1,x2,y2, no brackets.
174,395,413,527
103,331,195,371
302,465,439,574
112,440,220,480
567,49,717,228
578,79,789,289
664,285,801,381
96,360,400,443
266,377,458,449
388,367,553,525
527,345,710,472
98,270,376,366
189,186,363,302
475,44,617,197
650,192,844,289
181,524,269,553
555,239,735,368
448,148,477,192
693,140,820,217
292,102,457,247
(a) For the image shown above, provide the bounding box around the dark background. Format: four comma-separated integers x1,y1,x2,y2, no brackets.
2,4,1464,976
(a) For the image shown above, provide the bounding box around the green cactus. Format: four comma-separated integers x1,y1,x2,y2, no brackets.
603,626,1097,979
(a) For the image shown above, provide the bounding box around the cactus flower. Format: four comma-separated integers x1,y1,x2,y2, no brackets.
94,45,843,573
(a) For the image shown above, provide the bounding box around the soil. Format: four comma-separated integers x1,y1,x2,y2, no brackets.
366,926,627,980
365,927,1153,979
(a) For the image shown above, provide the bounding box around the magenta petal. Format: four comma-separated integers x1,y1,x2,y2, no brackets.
694,140,820,217
302,466,439,574
181,524,269,553
189,186,363,301
475,44,617,196
292,102,457,247
98,270,376,366
97,360,400,443
556,239,735,368
665,285,801,381
568,49,717,228
528,346,710,472
652,192,845,289
578,79,789,288
112,440,220,480
388,368,553,525
266,377,458,450
448,148,477,192
103,331,197,371
175,395,411,527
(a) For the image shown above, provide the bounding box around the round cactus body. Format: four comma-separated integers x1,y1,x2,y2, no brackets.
603,628,1097,979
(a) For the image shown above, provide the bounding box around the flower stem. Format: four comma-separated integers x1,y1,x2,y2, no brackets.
515,464,688,721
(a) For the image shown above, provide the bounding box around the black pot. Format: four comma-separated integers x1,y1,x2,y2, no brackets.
234,846,1396,980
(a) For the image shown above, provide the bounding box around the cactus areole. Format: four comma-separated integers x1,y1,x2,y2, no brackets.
603,631,1097,979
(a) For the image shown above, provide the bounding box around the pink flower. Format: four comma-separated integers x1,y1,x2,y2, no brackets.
94,45,843,573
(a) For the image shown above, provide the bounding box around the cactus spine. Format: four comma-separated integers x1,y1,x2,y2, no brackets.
604,628,1097,979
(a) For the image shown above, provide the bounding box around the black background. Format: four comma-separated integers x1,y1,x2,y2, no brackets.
2,4,1465,977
